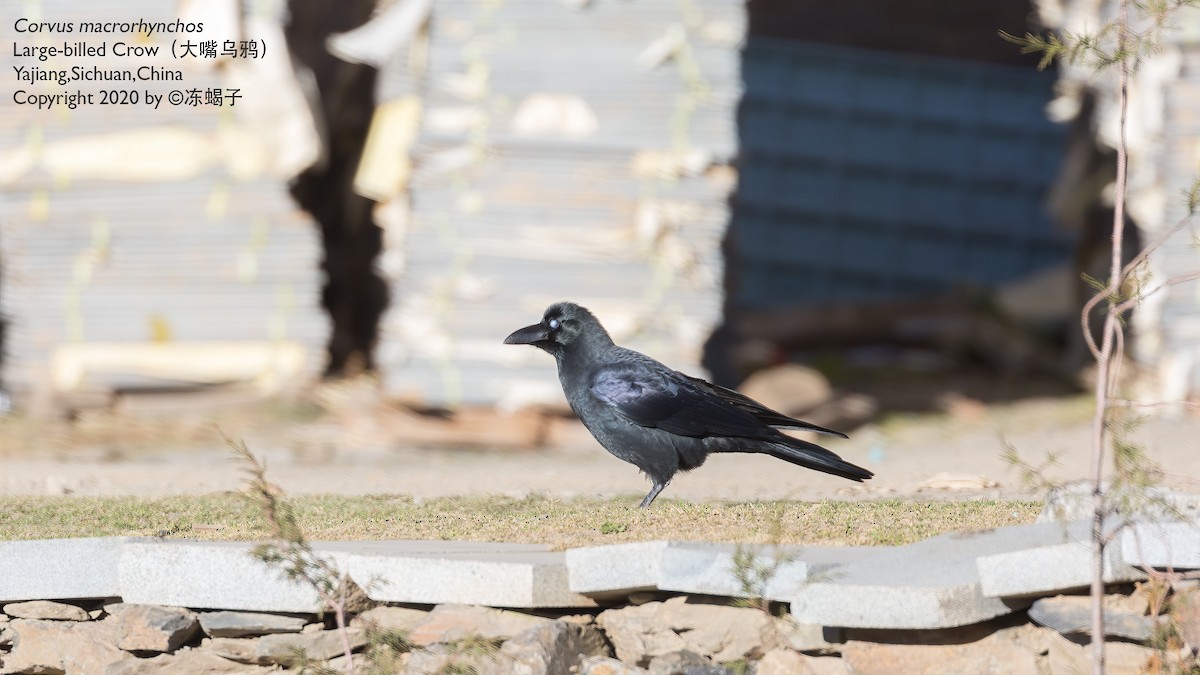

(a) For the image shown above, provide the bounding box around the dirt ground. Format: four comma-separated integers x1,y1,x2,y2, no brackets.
2,391,1197,502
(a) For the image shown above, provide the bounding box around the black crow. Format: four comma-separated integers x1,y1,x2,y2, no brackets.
503,301,873,507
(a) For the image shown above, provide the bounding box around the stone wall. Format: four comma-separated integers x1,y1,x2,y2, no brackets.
0,588,1196,674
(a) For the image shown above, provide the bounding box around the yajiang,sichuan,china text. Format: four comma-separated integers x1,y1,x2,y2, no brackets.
14,65,182,86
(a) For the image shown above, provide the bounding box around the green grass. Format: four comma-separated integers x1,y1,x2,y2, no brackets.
0,494,1040,549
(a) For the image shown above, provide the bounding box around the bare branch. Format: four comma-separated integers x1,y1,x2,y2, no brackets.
1111,399,1200,409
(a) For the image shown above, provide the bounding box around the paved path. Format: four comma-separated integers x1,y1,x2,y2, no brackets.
3,401,1197,500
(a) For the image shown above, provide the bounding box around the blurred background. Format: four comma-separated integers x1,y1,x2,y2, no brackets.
1,0,1198,498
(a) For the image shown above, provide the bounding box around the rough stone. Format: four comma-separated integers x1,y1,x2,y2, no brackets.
840,626,1042,675
115,604,200,652
327,650,407,674
795,655,853,675
776,619,842,655
739,364,832,417
408,604,549,647
0,538,134,604
646,650,724,675
756,649,808,675
791,521,1104,629
597,596,780,665
403,643,500,675
197,610,309,638
1028,594,1156,641
1121,521,1200,570
580,655,650,674
200,637,264,665
1171,587,1200,650
0,616,12,648
1,601,89,622
1,618,124,675
349,605,428,633
255,627,367,664
107,648,273,674
1044,630,1156,674
500,620,611,674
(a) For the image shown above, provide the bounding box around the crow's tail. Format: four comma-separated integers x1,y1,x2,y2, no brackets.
765,436,874,482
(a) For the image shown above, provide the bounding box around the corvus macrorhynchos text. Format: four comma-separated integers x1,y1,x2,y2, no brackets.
504,302,873,507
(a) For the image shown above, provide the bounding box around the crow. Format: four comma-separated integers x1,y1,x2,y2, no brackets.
503,301,873,507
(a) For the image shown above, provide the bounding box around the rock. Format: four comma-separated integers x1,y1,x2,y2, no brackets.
500,620,611,674
0,615,12,648
580,655,650,674
408,604,548,647
841,625,1042,675
559,614,595,625
795,655,852,675
915,473,999,492
646,649,726,675
1028,594,1155,641
199,637,263,665
1171,587,1200,650
2,618,124,675
776,620,842,655
597,596,780,665
756,649,807,675
328,650,404,674
349,605,428,633
404,643,499,675
739,364,831,416
1044,630,1156,674
115,605,200,652
197,611,309,638
255,627,367,664
1110,582,1153,615
106,648,273,674
2,601,89,621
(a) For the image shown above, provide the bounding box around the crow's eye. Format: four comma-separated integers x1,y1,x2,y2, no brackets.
548,318,561,330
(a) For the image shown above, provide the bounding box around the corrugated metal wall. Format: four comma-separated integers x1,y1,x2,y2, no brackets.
730,38,1071,309
0,0,328,398
1157,46,1200,396
378,0,744,407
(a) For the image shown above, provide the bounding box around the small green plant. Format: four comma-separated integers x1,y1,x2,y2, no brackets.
600,521,628,535
360,625,415,674
721,657,753,675
730,508,795,615
434,633,505,675
1002,1,1200,671
280,646,340,674
228,434,364,674
444,633,504,659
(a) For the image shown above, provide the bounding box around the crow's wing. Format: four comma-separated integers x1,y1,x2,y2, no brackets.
681,375,848,439
589,360,773,439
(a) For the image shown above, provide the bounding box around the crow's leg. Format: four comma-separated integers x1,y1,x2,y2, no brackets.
639,481,668,508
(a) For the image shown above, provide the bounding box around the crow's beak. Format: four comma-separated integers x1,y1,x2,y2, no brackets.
504,323,549,345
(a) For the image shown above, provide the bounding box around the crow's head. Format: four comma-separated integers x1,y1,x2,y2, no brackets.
503,301,610,355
